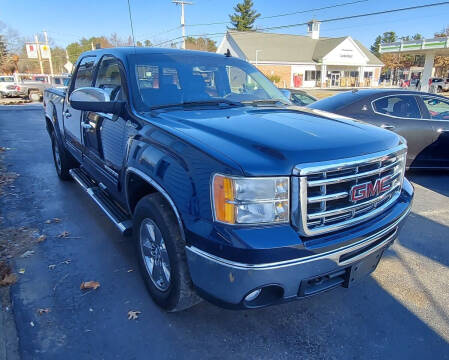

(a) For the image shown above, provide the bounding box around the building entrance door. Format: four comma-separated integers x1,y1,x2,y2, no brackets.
331,73,340,87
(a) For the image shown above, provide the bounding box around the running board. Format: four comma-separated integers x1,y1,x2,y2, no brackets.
69,168,132,236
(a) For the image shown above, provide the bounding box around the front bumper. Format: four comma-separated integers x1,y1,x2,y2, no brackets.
186,180,413,309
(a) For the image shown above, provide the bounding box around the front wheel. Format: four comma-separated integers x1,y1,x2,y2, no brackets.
134,193,200,311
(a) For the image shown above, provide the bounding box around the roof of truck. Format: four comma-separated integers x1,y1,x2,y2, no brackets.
80,47,229,61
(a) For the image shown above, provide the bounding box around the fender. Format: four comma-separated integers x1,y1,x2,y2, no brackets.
45,100,66,147
124,167,186,242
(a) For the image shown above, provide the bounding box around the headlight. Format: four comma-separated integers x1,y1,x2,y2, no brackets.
212,174,289,225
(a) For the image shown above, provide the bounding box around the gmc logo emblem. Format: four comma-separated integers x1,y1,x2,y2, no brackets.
350,175,392,202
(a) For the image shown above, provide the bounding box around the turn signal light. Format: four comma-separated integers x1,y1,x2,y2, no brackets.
212,175,235,224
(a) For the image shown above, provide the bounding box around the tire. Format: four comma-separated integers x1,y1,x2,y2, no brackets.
134,193,201,311
51,133,73,181
29,91,41,102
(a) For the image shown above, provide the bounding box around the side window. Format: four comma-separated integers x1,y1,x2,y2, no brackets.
227,65,264,96
95,56,125,100
422,96,449,120
73,57,96,90
373,95,421,119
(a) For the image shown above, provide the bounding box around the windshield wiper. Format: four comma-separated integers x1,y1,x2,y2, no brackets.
151,99,243,111
241,99,290,106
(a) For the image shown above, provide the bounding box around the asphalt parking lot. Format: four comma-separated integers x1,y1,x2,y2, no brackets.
0,104,448,360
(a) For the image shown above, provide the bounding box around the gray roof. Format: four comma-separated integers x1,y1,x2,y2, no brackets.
227,31,383,66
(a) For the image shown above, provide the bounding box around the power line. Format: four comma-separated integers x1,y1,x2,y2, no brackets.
153,1,449,46
185,0,369,27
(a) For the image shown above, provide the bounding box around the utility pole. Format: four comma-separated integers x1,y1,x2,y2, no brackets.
43,30,54,76
34,34,44,74
172,0,193,49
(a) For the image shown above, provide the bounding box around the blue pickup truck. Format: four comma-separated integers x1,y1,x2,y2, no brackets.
43,48,413,311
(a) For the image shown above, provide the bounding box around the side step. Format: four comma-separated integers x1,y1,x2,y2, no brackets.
69,168,132,236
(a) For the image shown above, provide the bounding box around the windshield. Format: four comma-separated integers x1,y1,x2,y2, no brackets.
291,92,316,106
0,77,14,82
128,53,289,111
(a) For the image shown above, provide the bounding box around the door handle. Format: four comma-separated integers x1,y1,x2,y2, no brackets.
64,110,71,118
81,123,93,130
381,124,395,130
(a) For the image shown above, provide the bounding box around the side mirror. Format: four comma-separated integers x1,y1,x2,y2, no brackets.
280,89,291,99
69,87,125,115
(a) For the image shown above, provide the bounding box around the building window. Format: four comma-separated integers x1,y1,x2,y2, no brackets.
305,70,321,81
364,71,373,78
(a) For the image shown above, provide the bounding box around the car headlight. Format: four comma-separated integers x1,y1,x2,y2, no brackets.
212,174,289,225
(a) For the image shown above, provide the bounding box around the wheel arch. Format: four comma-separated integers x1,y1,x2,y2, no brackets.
125,167,186,242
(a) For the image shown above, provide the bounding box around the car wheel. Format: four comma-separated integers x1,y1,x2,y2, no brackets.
51,133,72,180
134,193,201,312
29,91,41,102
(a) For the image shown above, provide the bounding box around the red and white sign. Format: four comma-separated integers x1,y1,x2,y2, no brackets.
26,44,38,59
350,175,392,202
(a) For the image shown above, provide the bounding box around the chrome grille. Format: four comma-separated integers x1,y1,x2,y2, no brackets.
294,144,407,236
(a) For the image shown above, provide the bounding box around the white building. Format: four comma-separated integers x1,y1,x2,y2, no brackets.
217,20,383,88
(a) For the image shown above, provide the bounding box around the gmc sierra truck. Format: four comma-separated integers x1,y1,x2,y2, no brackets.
43,48,413,311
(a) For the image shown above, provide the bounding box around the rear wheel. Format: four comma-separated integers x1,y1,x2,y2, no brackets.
51,134,73,181
134,193,200,311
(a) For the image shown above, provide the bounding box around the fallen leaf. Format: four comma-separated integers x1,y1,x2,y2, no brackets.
20,250,35,258
0,273,17,286
37,308,50,315
45,218,62,224
127,310,141,320
48,264,56,270
37,235,47,242
80,281,100,290
18,268,25,274
57,231,70,238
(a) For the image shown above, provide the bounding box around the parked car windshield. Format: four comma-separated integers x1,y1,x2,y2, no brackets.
128,53,289,111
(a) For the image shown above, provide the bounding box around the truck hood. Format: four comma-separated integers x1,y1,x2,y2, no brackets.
149,106,401,176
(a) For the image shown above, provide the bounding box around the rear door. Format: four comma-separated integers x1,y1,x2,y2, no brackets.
370,94,437,168
82,55,129,191
64,56,96,160
420,95,449,168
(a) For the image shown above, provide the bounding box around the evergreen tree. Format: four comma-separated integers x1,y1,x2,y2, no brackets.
228,0,260,31
370,35,381,57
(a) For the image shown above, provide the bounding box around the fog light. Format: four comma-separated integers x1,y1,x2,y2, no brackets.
244,289,261,302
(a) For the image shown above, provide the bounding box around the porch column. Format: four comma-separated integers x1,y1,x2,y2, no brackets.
420,52,435,92
321,64,327,87
358,66,364,87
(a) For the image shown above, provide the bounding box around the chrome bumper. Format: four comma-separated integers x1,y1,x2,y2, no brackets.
186,204,411,306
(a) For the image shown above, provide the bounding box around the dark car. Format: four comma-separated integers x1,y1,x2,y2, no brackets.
308,89,449,169
287,89,317,106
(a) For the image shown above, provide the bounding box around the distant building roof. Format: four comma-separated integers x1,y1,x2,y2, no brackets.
226,31,383,66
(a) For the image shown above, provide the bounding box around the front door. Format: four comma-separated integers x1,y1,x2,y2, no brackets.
331,73,340,87
82,55,130,192
371,94,437,168
64,56,96,160
420,95,449,168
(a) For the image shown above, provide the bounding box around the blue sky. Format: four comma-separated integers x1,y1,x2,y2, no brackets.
2,0,449,49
